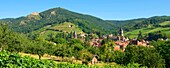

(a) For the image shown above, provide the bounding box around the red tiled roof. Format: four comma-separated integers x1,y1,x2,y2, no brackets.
114,46,121,51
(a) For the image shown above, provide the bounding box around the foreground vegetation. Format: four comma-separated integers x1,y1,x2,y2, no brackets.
1,50,149,68
0,50,56,67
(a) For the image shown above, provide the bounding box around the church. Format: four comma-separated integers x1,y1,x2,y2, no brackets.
113,27,149,51
113,28,130,51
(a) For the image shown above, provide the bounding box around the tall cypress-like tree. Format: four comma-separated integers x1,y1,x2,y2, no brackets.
137,31,143,40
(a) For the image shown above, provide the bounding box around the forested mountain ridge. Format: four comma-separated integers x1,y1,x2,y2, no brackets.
106,16,170,38
106,16,170,32
1,7,170,37
1,7,116,34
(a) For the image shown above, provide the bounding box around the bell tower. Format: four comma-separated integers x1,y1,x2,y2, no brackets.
119,27,125,41
73,31,77,39
120,27,123,37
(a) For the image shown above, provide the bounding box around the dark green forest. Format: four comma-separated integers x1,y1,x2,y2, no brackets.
2,8,115,34
107,16,170,32
2,8,170,36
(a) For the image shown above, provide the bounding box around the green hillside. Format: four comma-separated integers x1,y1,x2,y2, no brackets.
50,22,83,33
159,21,170,26
106,16,170,38
107,16,170,32
1,7,115,35
1,8,170,39
30,22,83,39
125,27,170,38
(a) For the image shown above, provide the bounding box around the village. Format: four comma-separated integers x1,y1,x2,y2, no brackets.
73,27,150,52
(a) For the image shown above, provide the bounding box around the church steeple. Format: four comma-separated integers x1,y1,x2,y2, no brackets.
120,27,123,37
73,31,77,39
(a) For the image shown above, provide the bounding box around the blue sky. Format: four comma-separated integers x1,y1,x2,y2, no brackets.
0,0,170,20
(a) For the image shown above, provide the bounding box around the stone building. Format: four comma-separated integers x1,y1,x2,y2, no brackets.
131,39,149,46
91,55,98,64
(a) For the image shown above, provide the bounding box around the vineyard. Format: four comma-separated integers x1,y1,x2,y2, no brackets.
0,50,56,67
0,50,146,68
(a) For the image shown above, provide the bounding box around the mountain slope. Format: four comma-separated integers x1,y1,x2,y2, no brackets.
2,7,170,38
2,7,116,34
107,16,170,31
107,16,170,38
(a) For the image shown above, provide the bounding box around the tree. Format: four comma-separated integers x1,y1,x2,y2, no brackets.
31,41,46,59
87,46,100,55
71,43,84,58
112,51,125,64
0,23,11,48
99,41,115,62
54,44,67,58
78,49,92,62
68,39,83,45
0,23,32,53
124,45,165,68
137,31,143,40
46,43,56,56
152,41,170,68
54,38,67,44
147,32,167,41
